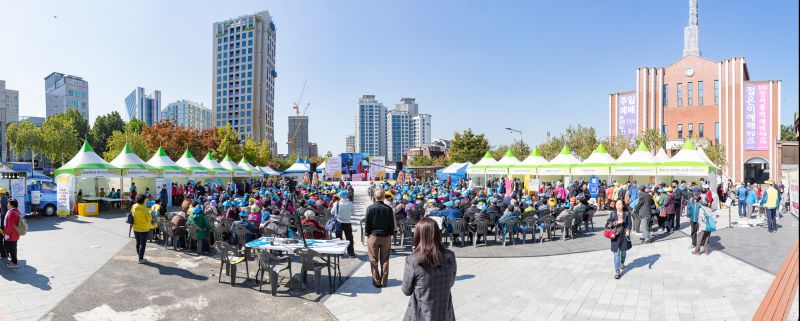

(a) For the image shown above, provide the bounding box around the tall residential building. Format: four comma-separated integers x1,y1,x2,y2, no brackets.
609,0,781,183
355,95,386,157
161,100,212,130
395,97,419,116
125,87,161,125
45,72,88,120
412,113,432,147
19,116,45,127
1,80,19,161
213,10,277,154
387,110,412,162
287,115,309,157
308,143,318,158
345,135,355,153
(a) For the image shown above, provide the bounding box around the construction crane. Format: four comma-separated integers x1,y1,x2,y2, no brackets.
289,79,311,156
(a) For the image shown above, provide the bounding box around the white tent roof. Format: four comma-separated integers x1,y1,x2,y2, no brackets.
490,150,520,168
237,157,259,174
176,149,206,171
472,152,497,168
200,152,227,172
618,142,657,166
518,148,548,167
577,144,616,166
662,140,716,168
220,155,246,172
109,143,157,177
544,146,581,166
616,149,632,163
54,141,119,176
442,162,471,174
283,157,310,174
654,148,670,163
147,147,185,171
258,166,282,176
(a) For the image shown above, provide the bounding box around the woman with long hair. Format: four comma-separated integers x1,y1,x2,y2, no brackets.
608,199,632,279
401,217,457,321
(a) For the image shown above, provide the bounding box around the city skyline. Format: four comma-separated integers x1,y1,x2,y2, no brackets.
1,0,797,155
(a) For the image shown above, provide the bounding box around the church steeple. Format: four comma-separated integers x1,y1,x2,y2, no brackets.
683,0,701,57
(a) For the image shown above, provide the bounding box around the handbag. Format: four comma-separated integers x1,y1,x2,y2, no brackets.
325,203,342,233
126,209,134,225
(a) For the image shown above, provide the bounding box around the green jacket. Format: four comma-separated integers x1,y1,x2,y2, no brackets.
188,212,210,239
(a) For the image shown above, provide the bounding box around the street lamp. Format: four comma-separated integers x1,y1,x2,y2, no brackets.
505,127,523,142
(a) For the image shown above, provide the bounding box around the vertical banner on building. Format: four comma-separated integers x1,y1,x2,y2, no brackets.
744,82,770,151
56,174,74,217
617,93,637,141
788,169,799,217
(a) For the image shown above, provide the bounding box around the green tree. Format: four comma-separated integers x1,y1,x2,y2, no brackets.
433,156,452,166
602,135,634,159
509,139,530,161
103,130,150,162
780,124,798,141
686,138,727,168
63,109,91,141
449,129,490,163
537,125,599,160
254,140,272,167
634,128,667,152
491,145,509,160
90,111,125,154
125,118,147,134
409,155,434,166
241,138,260,165
6,121,43,166
214,124,242,161
41,114,81,165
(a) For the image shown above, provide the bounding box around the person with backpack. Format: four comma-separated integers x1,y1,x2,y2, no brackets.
693,206,718,255
2,198,23,269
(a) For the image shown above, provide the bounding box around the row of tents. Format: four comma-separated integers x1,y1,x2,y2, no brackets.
467,140,717,178
54,141,323,179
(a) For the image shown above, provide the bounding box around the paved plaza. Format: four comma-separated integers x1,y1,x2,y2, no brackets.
0,182,797,321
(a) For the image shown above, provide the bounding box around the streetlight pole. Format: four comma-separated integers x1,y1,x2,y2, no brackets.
505,127,523,143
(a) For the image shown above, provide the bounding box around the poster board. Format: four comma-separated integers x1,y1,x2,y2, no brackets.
370,156,386,180
326,157,342,180
788,169,799,217
56,174,74,217
589,176,599,198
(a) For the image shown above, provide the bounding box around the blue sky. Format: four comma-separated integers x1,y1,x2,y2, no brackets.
1,0,797,155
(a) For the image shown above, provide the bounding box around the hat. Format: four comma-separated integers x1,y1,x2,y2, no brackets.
563,203,571,208
307,199,316,205
548,198,557,207
664,187,673,192
304,210,315,219
444,201,454,207
223,200,232,207
764,179,774,185
250,205,260,212
192,205,203,215
146,201,156,207
338,191,349,197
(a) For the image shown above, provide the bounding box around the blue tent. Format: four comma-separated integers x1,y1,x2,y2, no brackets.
436,162,471,181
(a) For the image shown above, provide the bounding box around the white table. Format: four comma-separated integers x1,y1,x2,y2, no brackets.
246,237,348,292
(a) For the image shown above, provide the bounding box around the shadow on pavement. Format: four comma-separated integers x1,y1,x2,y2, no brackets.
0,260,52,290
455,274,475,281
625,254,661,271
142,261,208,281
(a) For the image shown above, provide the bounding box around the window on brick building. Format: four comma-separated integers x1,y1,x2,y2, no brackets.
663,125,668,138
677,83,683,106
687,82,693,105
699,123,704,138
663,84,668,107
688,123,694,137
715,122,720,144
678,124,683,139
714,80,719,104
698,81,704,105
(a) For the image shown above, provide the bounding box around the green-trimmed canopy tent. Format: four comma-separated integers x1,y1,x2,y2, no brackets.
538,145,580,176
466,151,497,187
654,148,670,164
109,143,160,209
572,143,615,176
616,148,632,163
176,149,212,177
510,148,547,176
200,152,227,173
147,147,188,176
486,150,520,175
258,166,282,177
53,141,121,216
237,157,261,177
611,142,657,176
220,154,249,178
657,140,717,176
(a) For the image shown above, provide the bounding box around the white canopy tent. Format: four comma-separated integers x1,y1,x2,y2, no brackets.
572,143,616,177
176,149,213,177
510,148,547,176
538,145,580,177
53,141,121,216
611,142,658,177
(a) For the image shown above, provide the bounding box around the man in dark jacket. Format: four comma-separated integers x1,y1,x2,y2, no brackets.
671,180,683,230
633,185,654,242
365,188,395,288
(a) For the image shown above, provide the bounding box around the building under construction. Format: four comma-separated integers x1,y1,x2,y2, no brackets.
288,115,310,158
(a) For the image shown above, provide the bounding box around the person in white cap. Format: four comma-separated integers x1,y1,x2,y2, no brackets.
332,191,356,257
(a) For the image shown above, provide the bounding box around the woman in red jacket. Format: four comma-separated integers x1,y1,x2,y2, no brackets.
3,198,21,269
